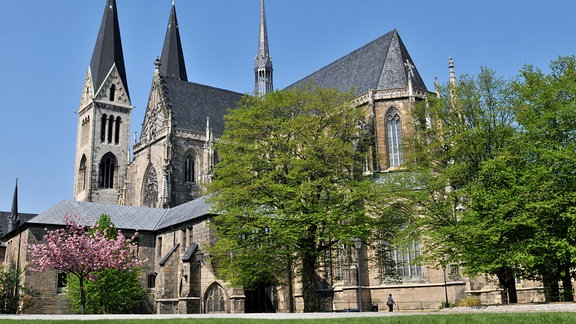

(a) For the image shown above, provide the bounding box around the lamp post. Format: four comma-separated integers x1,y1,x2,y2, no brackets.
441,259,449,307
353,237,362,312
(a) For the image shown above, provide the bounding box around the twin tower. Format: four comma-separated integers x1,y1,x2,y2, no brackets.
73,0,273,208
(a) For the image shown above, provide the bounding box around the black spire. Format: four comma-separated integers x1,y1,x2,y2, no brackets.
7,179,18,233
159,1,188,81
89,0,130,99
254,0,273,96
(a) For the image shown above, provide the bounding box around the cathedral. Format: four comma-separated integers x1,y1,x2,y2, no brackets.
0,0,545,315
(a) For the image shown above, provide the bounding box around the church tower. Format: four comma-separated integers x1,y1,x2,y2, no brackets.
254,0,273,96
73,0,132,204
125,1,243,208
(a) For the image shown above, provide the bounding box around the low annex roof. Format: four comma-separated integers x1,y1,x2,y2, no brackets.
24,196,213,233
287,29,427,96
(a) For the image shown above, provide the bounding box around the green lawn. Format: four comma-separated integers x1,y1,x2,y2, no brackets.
2,313,576,324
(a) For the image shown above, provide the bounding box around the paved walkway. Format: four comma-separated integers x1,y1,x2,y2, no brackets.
0,303,575,321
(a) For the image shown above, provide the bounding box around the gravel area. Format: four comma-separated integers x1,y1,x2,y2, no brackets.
0,303,574,320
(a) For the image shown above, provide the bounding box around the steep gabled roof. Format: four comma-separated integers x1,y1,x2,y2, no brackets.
287,29,427,96
159,2,188,81
89,0,129,99
162,77,244,136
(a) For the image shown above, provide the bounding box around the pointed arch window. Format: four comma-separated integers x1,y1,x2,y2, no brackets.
205,284,226,313
114,116,121,145
99,152,117,189
109,84,116,101
78,155,87,191
100,114,108,142
107,115,115,143
184,153,195,183
386,108,404,167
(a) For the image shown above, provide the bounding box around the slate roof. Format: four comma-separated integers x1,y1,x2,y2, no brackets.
89,0,129,99
162,77,244,136
159,3,188,81
286,29,427,96
0,212,36,236
21,196,213,233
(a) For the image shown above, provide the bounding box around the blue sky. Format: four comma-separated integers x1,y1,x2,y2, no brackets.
1,0,575,213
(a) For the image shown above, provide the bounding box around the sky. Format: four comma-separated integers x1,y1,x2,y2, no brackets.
1,0,575,213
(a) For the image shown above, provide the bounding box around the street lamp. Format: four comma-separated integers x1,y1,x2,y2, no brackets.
353,237,362,312
441,259,449,307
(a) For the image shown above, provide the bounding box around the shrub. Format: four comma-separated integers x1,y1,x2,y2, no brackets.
458,296,480,307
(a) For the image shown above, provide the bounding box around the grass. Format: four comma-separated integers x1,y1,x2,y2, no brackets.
1,313,576,324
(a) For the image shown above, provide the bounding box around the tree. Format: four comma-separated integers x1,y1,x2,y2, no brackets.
511,56,576,301
28,214,144,314
0,266,39,314
208,87,387,312
404,67,521,302
65,215,149,314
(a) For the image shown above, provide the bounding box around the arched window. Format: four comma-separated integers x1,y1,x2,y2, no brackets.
109,84,116,101
100,114,107,142
78,155,87,190
107,115,115,143
184,153,195,183
142,164,158,208
386,108,403,167
114,116,121,145
99,153,117,189
205,284,226,313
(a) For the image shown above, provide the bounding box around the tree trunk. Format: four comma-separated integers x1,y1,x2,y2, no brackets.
301,251,319,312
561,265,574,302
496,267,517,304
542,271,560,302
79,276,86,314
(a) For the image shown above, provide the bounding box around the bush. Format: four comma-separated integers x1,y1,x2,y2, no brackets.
458,296,480,307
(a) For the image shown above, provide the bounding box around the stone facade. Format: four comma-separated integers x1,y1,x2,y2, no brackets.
2,0,552,315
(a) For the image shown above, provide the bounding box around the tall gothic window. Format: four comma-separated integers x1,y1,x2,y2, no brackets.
142,164,159,208
107,115,115,143
98,153,116,189
386,108,404,167
78,155,87,190
100,114,107,142
114,116,121,145
184,154,195,183
377,240,423,283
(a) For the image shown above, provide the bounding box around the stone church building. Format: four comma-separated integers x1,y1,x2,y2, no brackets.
1,0,544,314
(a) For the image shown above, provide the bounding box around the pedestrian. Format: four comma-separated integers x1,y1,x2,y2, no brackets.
386,293,395,312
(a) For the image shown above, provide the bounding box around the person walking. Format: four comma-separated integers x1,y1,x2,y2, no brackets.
386,293,396,312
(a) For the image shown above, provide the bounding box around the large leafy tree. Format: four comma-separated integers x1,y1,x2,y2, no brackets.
404,67,521,302
28,214,144,314
512,56,576,301
65,215,149,314
208,87,386,312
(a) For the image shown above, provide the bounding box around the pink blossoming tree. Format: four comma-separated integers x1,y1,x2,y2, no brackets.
28,214,144,314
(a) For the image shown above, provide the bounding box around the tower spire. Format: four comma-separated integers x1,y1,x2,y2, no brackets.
254,0,273,96
449,56,456,86
89,0,130,100
159,1,188,81
7,178,19,233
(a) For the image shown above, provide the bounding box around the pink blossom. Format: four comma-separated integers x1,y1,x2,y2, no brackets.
28,213,146,280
